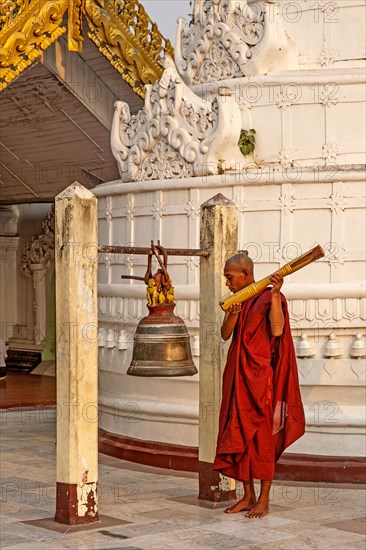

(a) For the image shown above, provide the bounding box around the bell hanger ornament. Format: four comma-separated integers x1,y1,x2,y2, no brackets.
127,242,197,377
323,332,342,359
296,334,315,358
350,333,366,359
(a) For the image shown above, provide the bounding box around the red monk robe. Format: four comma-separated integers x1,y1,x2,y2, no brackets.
214,288,305,481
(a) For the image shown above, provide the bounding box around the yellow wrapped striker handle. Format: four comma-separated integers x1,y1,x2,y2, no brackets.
219,245,325,311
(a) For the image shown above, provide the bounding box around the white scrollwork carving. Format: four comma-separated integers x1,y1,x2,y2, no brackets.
174,0,299,85
21,211,54,277
320,84,339,107
151,199,165,219
185,257,200,271
111,55,245,182
319,48,336,67
184,200,200,218
322,142,339,163
278,148,295,168
279,193,296,214
125,199,135,221
327,191,348,214
138,139,195,182
104,196,113,221
124,255,137,270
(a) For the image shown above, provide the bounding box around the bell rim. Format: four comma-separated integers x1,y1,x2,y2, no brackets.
127,362,198,377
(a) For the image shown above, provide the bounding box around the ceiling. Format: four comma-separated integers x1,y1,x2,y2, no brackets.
0,35,143,205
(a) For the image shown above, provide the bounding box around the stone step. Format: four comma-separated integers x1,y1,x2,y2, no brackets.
5,349,42,373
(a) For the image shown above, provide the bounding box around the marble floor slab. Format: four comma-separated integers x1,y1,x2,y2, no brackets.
324,517,366,536
0,409,365,550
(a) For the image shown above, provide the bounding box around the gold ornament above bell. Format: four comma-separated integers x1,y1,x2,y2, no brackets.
126,243,197,377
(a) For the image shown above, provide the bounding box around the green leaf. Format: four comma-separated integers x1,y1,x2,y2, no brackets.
238,128,256,156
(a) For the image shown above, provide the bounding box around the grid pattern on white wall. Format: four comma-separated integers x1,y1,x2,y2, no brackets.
96,177,365,338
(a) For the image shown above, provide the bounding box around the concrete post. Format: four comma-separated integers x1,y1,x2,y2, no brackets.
54,182,99,524
29,263,46,345
199,193,238,501
0,236,19,340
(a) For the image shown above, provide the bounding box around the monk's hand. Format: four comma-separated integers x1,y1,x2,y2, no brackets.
228,303,242,315
269,273,283,294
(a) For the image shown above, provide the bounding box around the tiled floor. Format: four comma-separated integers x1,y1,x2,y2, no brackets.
0,408,365,549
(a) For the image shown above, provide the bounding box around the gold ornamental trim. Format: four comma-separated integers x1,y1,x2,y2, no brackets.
1,0,174,95
84,0,174,98
0,0,68,90
0,0,33,34
67,0,84,51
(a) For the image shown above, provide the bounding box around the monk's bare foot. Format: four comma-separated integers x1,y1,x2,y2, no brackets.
245,499,269,518
224,496,256,514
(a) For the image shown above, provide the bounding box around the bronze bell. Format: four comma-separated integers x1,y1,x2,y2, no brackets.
127,303,197,376
126,243,197,377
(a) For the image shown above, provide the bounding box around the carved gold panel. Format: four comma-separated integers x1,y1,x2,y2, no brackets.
0,0,69,90
1,0,173,94
84,0,174,98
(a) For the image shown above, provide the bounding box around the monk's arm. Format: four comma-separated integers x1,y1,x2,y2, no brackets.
268,274,285,336
221,304,241,341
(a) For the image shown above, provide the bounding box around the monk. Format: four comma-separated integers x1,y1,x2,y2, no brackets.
213,252,305,518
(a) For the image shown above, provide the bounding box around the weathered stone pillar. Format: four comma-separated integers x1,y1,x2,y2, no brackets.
199,193,238,501
54,182,99,524
0,236,19,340
29,263,47,345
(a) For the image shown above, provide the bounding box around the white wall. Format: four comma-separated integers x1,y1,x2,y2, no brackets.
95,168,365,455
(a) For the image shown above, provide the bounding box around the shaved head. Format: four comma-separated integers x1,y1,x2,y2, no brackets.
223,250,254,292
225,250,254,276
